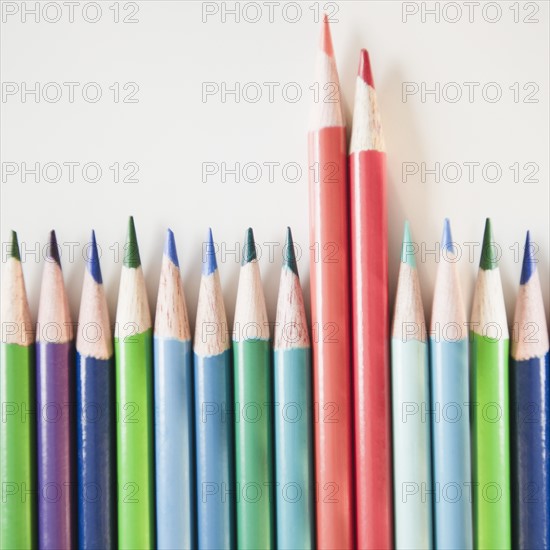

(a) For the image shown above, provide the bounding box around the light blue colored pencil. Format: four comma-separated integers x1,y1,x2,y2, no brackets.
430,219,472,549
194,228,235,550
154,229,195,549
391,221,433,549
273,228,314,549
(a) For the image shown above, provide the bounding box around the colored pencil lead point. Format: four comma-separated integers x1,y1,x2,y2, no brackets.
320,13,334,57
520,230,536,285
124,216,141,269
164,228,179,268
358,49,375,88
242,227,257,266
48,230,61,265
87,230,103,284
283,227,299,277
401,221,416,268
480,218,498,270
442,218,454,254
203,227,218,276
9,230,20,261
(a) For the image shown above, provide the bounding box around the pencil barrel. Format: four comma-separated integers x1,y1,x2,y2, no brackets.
274,347,314,550
36,341,76,550
194,350,235,550
0,343,36,549
391,338,433,549
154,337,196,549
471,333,511,548
76,354,116,549
233,339,274,549
115,330,155,549
511,354,550,548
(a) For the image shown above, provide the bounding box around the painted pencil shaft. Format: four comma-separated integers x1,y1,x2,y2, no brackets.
308,16,353,548
274,228,314,550
233,339,273,549
471,219,511,548
154,338,194,548
76,356,116,547
76,231,116,549
350,49,392,549
391,222,432,549
36,231,75,550
274,348,314,549
0,232,36,549
511,231,549,548
194,350,234,549
115,218,155,549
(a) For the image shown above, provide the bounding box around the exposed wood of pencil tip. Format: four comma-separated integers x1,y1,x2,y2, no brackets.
77,230,112,359
1,230,34,345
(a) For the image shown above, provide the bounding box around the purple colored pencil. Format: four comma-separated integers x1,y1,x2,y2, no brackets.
36,231,76,549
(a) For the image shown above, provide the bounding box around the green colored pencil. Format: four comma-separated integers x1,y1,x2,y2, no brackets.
114,217,155,549
470,218,511,548
233,228,274,549
0,231,36,549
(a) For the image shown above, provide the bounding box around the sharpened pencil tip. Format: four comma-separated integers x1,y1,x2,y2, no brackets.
203,227,218,275
442,218,454,254
124,216,141,269
87,230,103,284
8,230,20,261
401,221,416,268
358,49,375,88
520,230,536,284
480,218,498,270
283,227,299,277
48,230,61,266
164,228,179,268
320,14,334,57
242,228,257,266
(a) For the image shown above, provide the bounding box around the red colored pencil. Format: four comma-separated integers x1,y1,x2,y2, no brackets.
308,15,354,549
350,49,393,549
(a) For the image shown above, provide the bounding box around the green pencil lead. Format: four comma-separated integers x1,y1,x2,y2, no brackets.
124,216,141,268
9,230,21,261
480,218,498,270
242,227,257,265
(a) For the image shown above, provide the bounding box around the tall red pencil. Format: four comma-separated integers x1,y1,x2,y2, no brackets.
308,15,354,549
350,50,393,548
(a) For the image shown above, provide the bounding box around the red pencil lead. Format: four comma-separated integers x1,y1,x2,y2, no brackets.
358,48,375,88
320,14,334,57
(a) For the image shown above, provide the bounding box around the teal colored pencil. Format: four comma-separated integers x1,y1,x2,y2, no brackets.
273,228,314,549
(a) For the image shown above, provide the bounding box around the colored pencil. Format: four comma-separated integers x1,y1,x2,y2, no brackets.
76,230,116,548
0,230,36,549
308,16,354,548
114,217,155,549
154,228,196,549
350,48,392,549
430,219,472,549
194,228,235,550
36,230,76,549
391,221,433,549
273,227,314,549
470,218,511,548
511,231,549,548
233,228,274,549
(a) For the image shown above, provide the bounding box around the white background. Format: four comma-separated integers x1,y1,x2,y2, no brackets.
1,0,549,333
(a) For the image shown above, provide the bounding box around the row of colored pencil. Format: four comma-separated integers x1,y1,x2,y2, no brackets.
1,221,314,550
308,15,548,550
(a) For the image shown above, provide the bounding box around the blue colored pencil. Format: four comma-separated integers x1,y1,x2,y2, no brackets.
273,227,314,549
76,230,116,548
154,229,196,549
391,221,433,549
430,219,472,549
511,231,549,548
194,228,235,549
